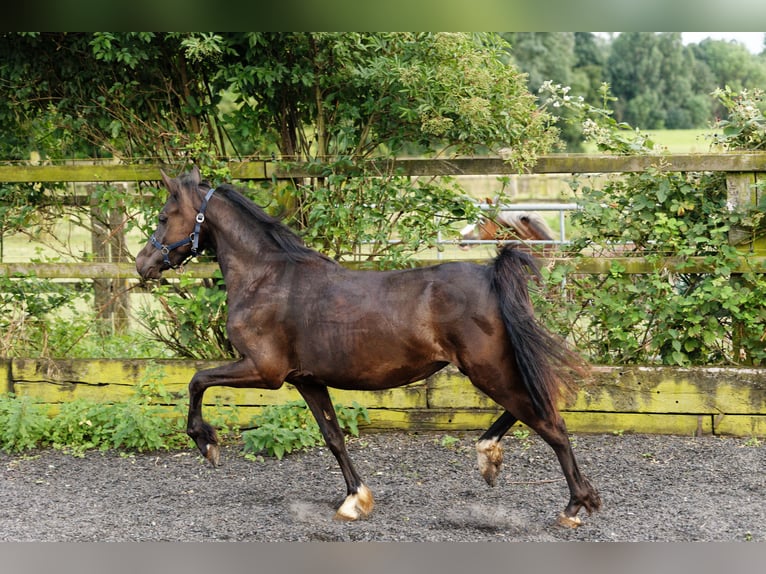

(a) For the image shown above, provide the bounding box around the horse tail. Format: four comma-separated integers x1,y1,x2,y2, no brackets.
489,245,587,419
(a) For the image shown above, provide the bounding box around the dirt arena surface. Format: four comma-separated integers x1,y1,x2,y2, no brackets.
1,431,763,542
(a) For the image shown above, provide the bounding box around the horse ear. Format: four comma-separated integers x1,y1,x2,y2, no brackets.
160,169,175,194
190,164,201,184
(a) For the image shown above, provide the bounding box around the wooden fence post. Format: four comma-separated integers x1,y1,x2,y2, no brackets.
726,171,764,365
108,186,130,333
726,172,759,247
89,184,130,334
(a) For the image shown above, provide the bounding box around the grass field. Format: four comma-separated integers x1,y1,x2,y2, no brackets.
643,129,716,153
582,128,716,154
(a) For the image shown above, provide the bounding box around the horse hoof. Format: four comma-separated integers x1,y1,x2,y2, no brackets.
556,512,582,528
205,443,220,467
333,485,374,521
476,439,504,487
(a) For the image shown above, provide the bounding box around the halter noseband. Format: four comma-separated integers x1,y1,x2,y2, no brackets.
151,186,217,269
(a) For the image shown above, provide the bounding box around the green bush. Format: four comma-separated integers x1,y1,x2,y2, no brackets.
0,365,240,456
0,375,369,460
535,84,766,366
242,400,370,460
0,394,53,453
136,269,233,360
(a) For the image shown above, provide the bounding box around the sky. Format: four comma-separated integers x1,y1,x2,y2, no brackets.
597,32,764,54
681,32,764,53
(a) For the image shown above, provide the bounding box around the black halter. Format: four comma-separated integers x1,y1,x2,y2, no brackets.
151,186,217,269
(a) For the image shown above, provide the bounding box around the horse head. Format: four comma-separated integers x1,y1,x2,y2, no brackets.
136,165,213,280
459,209,554,250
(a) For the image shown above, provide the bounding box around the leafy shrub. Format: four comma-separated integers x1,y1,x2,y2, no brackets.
242,400,370,460
534,84,766,366
0,394,53,453
0,379,369,460
0,274,76,358
295,166,479,267
0,364,240,456
136,269,234,359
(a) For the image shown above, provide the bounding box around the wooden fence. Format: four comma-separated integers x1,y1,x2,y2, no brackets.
2,153,766,280
2,153,766,437
3,358,765,437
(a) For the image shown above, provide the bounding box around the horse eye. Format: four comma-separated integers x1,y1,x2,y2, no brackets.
158,214,168,224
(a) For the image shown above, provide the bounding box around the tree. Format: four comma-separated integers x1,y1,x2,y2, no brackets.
655,33,710,129
214,33,554,164
211,32,559,262
690,39,766,120
0,32,231,338
572,32,608,106
606,32,714,130
501,33,576,95
0,32,229,163
502,32,599,150
607,33,666,128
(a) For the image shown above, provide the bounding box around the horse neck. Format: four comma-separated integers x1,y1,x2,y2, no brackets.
203,199,288,286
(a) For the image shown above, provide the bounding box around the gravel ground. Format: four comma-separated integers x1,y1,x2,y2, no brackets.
1,431,763,542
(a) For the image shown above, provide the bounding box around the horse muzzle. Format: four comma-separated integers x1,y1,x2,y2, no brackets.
135,247,165,281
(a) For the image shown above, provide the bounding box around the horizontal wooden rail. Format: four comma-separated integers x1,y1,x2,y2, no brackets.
2,153,766,183
4,256,766,280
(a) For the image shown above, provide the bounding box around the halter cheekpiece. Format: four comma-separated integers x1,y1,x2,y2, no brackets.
151,186,217,269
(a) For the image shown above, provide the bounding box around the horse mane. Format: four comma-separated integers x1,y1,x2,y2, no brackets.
195,177,336,265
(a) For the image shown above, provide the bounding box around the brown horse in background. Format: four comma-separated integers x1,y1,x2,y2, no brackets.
460,208,556,255
135,167,600,527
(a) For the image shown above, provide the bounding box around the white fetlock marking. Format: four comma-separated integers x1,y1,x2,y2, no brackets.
476,439,503,486
334,484,374,521
356,484,374,516
335,495,361,521
205,443,220,466
557,512,583,528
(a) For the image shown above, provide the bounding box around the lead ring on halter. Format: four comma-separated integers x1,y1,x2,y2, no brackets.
151,186,217,269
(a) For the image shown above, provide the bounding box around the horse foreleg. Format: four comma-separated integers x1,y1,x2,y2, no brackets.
293,382,374,521
187,358,280,466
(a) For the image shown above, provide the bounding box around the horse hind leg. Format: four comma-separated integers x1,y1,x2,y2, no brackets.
293,382,374,521
468,372,601,528
476,410,518,486
514,408,601,527
534,414,602,527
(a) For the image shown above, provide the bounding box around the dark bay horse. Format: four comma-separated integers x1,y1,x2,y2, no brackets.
135,167,601,527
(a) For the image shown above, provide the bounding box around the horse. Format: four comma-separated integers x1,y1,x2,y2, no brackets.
459,209,556,254
135,167,601,527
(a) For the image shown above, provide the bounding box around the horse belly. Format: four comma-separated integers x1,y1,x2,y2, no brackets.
312,360,449,391
294,318,447,390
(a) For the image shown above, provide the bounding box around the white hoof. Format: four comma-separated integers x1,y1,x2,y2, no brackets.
334,484,374,521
